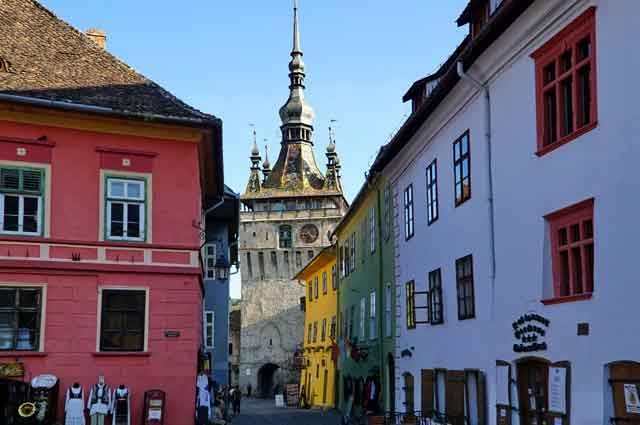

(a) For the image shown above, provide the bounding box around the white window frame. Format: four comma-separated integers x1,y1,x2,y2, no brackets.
360,297,366,340
204,310,215,349
203,244,216,280
369,207,376,253
385,284,392,337
105,177,146,242
0,167,44,236
96,286,149,353
369,291,377,340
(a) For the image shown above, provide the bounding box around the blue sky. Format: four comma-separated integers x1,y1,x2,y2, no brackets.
41,0,469,297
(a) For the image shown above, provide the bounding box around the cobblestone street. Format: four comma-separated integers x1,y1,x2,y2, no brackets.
231,397,341,425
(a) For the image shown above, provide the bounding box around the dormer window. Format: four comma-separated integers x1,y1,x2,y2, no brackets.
457,0,491,38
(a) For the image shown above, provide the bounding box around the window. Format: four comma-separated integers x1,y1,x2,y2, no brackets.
361,219,367,261
307,250,314,260
339,246,345,278
349,306,355,339
369,207,376,253
308,282,313,302
403,184,414,240
203,244,216,279
270,251,278,274
258,252,265,279
331,265,337,290
453,132,471,206
456,255,475,320
279,225,292,248
360,297,366,340
385,284,392,337
369,291,377,340
0,167,43,236
344,239,350,277
330,316,336,339
106,177,146,241
100,289,146,352
533,8,597,155
313,321,318,343
307,323,312,344
428,269,444,325
283,251,289,268
296,251,302,268
321,318,326,342
405,281,416,329
204,311,214,349
426,159,439,225
350,233,356,272
314,276,319,298
0,287,42,351
246,252,253,278
546,198,594,300
383,183,391,241
322,271,327,294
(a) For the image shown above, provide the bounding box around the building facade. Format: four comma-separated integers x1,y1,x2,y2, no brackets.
371,0,640,424
202,186,239,388
294,246,337,408
229,300,241,387
0,1,225,423
238,0,347,397
334,175,395,415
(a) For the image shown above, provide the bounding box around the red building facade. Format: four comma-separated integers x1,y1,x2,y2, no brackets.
0,1,224,423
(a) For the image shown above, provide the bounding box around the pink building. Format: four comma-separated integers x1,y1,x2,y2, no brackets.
0,1,223,423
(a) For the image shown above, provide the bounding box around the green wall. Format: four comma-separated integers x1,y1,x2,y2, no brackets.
336,175,395,414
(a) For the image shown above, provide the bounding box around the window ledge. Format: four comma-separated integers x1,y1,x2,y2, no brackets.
541,293,593,305
0,351,47,357
92,351,151,357
535,122,598,157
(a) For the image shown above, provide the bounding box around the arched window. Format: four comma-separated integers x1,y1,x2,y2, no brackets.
403,372,415,413
279,225,292,248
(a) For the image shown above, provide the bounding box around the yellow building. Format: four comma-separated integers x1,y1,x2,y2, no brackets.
294,245,338,408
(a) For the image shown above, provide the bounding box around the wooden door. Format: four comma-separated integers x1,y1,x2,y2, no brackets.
517,360,550,425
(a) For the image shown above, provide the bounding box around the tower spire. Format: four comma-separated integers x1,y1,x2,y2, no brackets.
293,0,301,54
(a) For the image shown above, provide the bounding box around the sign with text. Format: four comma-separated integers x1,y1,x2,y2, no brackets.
549,367,567,414
512,313,550,353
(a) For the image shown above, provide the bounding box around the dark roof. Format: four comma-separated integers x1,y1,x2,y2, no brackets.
0,0,215,122
402,35,471,103
371,0,535,177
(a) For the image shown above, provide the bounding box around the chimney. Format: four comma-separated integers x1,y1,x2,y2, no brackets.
86,28,107,49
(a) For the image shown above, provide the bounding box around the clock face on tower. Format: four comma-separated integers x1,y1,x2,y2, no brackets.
299,224,319,244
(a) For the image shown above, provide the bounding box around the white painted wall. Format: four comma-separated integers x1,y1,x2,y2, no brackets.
385,0,640,423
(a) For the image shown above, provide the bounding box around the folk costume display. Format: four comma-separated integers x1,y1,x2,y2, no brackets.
65,383,85,425
112,385,131,425
87,377,111,425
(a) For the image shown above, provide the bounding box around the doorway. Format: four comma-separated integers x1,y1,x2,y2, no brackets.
517,359,550,425
257,363,280,398
388,354,396,413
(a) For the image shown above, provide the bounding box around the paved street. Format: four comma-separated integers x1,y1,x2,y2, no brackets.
231,397,341,425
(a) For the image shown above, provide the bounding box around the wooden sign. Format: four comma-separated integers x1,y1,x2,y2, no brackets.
0,362,24,378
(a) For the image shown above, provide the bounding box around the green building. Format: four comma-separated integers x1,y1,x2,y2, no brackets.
333,174,396,415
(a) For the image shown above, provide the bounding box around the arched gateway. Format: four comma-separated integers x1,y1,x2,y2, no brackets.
257,363,280,398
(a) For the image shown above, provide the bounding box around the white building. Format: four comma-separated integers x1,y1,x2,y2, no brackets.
375,1,640,424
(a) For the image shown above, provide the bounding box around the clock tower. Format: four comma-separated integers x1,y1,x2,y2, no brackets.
238,0,347,396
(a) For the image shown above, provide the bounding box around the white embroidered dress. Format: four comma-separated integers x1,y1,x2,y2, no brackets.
65,386,85,425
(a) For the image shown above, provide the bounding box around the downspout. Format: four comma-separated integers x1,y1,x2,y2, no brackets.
456,62,496,319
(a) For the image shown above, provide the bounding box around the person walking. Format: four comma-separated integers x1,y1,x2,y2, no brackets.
232,386,241,415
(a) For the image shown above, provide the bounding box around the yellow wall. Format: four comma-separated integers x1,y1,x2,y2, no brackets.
296,249,338,408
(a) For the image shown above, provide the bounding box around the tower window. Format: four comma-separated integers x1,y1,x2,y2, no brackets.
279,225,292,248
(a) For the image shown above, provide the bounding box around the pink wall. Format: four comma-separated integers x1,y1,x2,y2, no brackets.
0,271,201,425
0,118,206,424
0,120,202,247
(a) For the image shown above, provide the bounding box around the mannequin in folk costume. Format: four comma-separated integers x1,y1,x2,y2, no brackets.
196,386,211,425
111,384,131,425
65,382,85,425
87,376,111,425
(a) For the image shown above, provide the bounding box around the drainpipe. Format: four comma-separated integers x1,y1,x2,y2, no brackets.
456,62,496,319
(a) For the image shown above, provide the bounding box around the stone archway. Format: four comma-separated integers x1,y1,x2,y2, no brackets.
257,363,280,398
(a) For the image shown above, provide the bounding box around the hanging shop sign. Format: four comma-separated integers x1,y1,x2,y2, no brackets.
0,362,24,378
512,313,550,353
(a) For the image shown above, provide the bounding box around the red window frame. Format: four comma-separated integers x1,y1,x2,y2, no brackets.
544,198,594,304
532,7,598,156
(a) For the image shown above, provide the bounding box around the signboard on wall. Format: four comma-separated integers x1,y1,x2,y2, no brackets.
0,362,24,378
549,367,567,414
512,313,550,353
624,384,640,413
